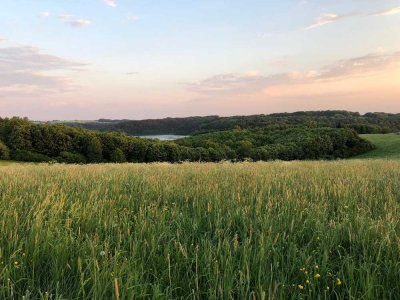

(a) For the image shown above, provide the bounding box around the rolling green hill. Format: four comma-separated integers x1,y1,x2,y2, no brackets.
356,134,400,159
0,118,374,163
62,110,400,136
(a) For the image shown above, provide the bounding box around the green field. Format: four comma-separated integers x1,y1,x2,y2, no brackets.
1,161,400,299
356,134,400,159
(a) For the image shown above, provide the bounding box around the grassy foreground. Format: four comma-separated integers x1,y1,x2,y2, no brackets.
356,134,400,159
0,161,400,299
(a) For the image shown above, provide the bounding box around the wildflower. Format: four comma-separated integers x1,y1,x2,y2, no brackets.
14,261,18,265
314,265,319,269
233,233,239,250
306,279,310,284
100,251,106,257
326,286,330,290
298,284,304,290
314,273,321,279
336,278,342,286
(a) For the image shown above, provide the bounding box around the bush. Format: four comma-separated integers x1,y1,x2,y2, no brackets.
0,141,10,160
110,148,126,163
86,137,103,163
58,151,87,164
12,150,52,162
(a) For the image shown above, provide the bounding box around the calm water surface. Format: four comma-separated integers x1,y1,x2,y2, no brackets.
138,135,188,141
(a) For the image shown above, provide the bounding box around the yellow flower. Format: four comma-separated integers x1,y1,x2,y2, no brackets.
298,284,304,290
306,279,310,284
314,265,319,269
14,261,18,265
336,278,342,286
314,274,321,279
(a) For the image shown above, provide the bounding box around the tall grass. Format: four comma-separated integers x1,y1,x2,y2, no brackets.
0,161,399,299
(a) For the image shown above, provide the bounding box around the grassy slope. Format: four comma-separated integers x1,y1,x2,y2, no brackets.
0,161,399,299
355,134,400,159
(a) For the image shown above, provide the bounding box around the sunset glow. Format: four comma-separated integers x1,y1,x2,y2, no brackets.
1,0,399,120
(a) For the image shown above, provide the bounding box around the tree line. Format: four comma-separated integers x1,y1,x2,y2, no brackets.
62,110,400,135
0,117,374,163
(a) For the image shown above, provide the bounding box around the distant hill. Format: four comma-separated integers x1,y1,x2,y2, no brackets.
59,111,400,136
0,117,374,163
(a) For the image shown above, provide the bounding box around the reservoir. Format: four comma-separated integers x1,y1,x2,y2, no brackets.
138,135,188,141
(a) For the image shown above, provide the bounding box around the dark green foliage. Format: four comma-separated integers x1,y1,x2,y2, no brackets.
110,148,126,163
58,152,87,164
86,137,103,163
237,140,253,159
0,117,374,164
177,127,375,161
0,140,10,160
11,150,52,162
64,110,400,135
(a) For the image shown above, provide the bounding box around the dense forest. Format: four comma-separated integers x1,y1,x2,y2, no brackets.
176,127,374,161
0,117,373,163
62,111,400,135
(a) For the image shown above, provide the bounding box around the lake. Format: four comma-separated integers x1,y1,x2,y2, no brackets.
138,135,188,141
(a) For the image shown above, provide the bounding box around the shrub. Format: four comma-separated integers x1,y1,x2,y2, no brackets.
86,137,103,163
58,151,87,164
110,148,126,163
12,150,52,162
0,141,10,160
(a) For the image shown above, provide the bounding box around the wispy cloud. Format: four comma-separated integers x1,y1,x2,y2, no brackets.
39,11,51,18
305,13,352,30
306,6,400,30
372,6,400,16
186,51,400,95
58,14,92,28
186,73,304,95
104,0,117,8
69,19,92,28
0,46,86,94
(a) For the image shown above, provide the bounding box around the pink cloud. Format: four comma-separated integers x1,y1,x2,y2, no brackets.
372,6,400,16
186,51,400,96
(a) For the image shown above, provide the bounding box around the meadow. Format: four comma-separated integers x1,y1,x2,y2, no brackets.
1,160,400,299
356,134,400,160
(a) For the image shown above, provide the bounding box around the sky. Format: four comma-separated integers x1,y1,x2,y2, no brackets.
0,0,400,120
